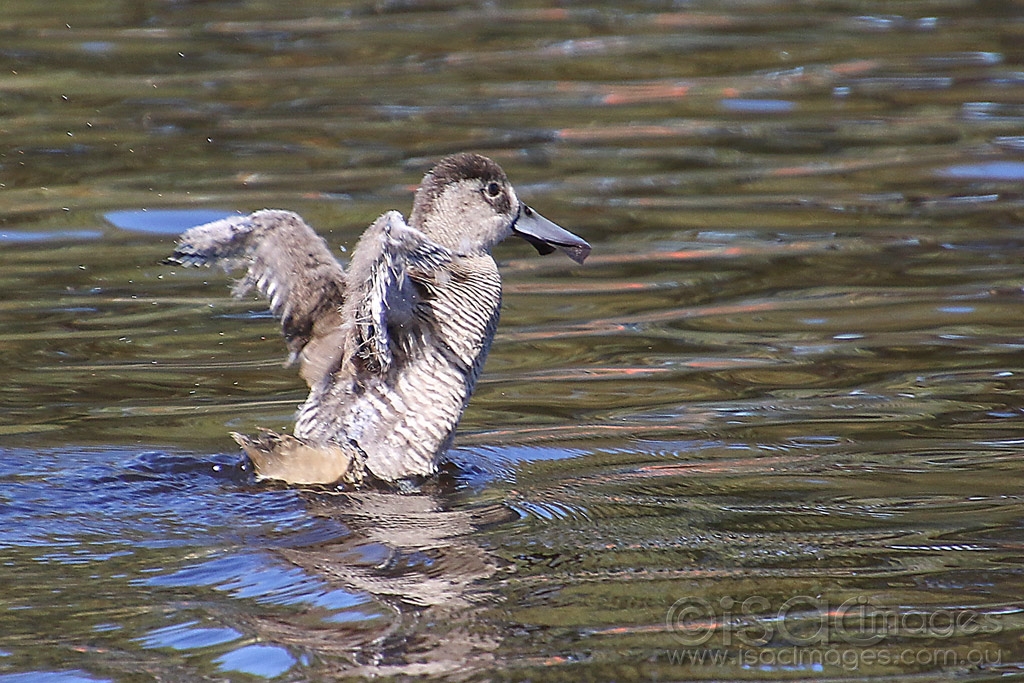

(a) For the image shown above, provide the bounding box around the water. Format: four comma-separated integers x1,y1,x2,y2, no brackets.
3,0,1024,680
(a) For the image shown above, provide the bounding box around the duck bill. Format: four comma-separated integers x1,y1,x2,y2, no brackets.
512,205,591,264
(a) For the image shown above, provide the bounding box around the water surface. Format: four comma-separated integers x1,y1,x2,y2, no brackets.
3,1,1024,680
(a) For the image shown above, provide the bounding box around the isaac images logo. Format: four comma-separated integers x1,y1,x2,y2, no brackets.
665,594,1002,647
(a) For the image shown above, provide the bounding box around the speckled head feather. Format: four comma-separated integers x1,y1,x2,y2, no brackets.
410,153,513,228
422,152,508,193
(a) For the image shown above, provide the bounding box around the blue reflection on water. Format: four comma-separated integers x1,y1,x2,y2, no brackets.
937,161,1024,180
143,551,369,611
0,448,282,555
215,644,298,678
104,209,237,235
720,98,796,113
0,230,103,243
0,673,112,683
136,620,242,651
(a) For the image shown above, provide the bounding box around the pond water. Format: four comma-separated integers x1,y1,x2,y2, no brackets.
3,0,1024,680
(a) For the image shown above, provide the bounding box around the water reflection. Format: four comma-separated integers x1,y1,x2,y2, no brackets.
254,488,511,676
105,210,237,235
0,444,513,678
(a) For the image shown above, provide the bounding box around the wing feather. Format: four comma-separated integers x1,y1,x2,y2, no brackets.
170,209,347,387
342,211,454,374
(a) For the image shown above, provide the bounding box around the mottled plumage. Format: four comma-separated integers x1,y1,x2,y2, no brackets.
169,153,590,486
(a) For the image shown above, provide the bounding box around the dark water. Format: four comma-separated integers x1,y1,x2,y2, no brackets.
3,1,1024,680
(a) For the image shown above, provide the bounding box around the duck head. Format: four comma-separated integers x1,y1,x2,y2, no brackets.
409,153,591,264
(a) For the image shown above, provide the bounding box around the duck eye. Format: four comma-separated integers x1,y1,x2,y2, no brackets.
484,181,502,198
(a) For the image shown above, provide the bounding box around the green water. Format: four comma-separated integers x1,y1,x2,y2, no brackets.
2,1,1024,680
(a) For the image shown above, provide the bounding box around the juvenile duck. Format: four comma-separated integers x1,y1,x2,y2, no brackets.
170,153,590,486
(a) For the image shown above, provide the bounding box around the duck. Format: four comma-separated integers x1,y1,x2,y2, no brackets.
170,153,590,487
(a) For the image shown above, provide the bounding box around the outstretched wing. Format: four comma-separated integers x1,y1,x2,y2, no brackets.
342,211,454,374
170,209,347,387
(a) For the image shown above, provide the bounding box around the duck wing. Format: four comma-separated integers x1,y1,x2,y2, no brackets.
342,210,454,375
170,209,347,388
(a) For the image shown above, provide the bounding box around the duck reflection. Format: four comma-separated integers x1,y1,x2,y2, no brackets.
246,479,515,675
